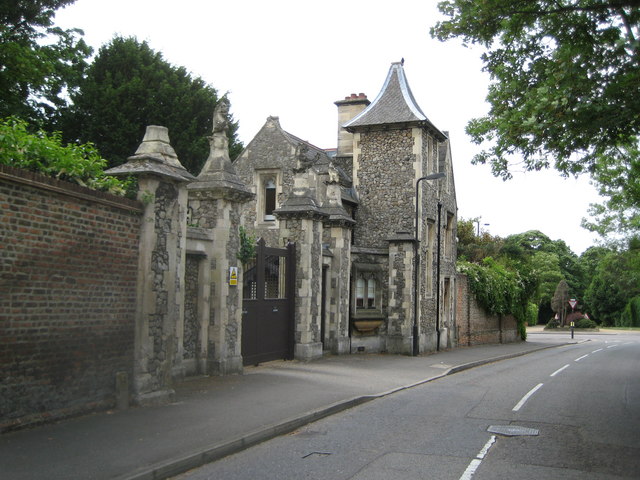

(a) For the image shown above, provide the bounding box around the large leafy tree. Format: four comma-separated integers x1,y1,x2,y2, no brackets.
584,242,640,324
582,145,640,237
59,36,243,175
432,1,640,235
456,217,504,262
0,0,91,125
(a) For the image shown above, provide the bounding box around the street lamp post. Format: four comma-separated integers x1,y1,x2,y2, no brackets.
475,219,490,236
413,172,446,356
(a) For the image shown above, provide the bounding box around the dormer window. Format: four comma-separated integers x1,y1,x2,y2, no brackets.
264,179,276,221
255,170,281,226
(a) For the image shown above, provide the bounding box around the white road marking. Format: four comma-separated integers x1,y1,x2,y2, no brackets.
575,354,589,362
607,344,618,349
550,364,570,377
592,348,603,353
513,383,544,412
459,436,496,480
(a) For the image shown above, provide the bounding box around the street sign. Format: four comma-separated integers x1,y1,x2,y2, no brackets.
568,298,577,309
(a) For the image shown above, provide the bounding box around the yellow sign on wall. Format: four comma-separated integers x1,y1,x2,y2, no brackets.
229,266,238,286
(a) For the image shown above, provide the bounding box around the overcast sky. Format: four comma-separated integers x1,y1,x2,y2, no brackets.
55,0,603,254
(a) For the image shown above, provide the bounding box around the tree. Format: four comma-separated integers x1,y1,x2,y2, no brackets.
584,241,640,324
431,1,640,235
0,0,91,125
59,36,243,175
530,251,564,321
582,146,640,237
551,279,570,326
456,217,503,262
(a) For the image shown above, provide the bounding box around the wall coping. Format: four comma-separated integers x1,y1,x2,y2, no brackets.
0,164,144,213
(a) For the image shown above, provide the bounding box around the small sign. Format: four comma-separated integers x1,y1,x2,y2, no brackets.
229,266,238,286
568,298,577,309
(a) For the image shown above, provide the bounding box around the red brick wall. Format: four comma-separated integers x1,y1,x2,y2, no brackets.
455,273,520,346
0,165,143,431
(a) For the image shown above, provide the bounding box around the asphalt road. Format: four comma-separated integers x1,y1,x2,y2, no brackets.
173,332,640,479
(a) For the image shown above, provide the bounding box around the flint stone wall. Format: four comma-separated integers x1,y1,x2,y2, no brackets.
353,130,415,249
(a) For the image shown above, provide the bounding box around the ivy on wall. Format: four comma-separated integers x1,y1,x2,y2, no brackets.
237,226,256,265
458,258,530,340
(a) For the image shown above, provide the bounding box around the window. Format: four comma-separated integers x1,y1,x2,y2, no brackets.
444,213,454,258
264,179,276,221
367,278,376,308
426,219,435,296
355,275,377,310
356,278,365,308
254,170,281,226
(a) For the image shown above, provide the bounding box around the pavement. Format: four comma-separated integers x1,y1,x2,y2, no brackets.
0,329,584,480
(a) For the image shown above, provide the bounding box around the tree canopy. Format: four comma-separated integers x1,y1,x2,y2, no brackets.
584,240,640,325
0,0,91,125
58,36,243,175
432,1,640,236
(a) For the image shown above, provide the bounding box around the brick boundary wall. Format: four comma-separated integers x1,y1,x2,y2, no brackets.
455,273,520,346
0,165,143,432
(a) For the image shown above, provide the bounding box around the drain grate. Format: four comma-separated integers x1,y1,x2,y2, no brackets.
487,425,539,436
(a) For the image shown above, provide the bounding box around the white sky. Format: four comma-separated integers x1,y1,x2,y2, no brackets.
55,0,603,254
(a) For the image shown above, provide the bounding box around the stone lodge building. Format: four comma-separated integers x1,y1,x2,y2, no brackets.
1,61,462,427
234,61,458,361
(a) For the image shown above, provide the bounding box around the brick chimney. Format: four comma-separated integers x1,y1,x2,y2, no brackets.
334,93,369,156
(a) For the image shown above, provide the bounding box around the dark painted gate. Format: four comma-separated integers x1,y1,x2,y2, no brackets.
242,238,296,366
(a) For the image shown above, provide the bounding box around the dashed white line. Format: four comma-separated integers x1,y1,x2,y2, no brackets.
550,364,570,377
607,344,619,349
575,354,589,362
513,383,544,412
592,348,603,353
459,435,496,480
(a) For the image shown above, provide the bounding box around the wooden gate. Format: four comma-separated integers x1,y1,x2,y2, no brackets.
242,238,296,366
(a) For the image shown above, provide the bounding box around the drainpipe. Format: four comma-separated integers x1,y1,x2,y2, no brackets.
436,201,442,351
413,173,446,356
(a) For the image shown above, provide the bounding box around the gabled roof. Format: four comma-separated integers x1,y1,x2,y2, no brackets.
343,62,447,141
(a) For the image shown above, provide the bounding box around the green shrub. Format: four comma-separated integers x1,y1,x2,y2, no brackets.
525,302,538,326
545,318,560,329
575,318,597,329
0,117,130,195
619,297,640,327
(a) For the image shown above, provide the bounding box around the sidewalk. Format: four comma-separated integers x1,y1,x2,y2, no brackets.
0,334,579,480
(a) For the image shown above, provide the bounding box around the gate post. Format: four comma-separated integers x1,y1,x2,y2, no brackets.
322,167,354,354
187,99,253,375
274,164,328,362
106,125,194,405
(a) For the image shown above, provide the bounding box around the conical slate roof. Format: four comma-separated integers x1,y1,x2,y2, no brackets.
343,61,446,140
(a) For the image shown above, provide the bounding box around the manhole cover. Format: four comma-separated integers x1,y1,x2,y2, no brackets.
488,425,539,436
